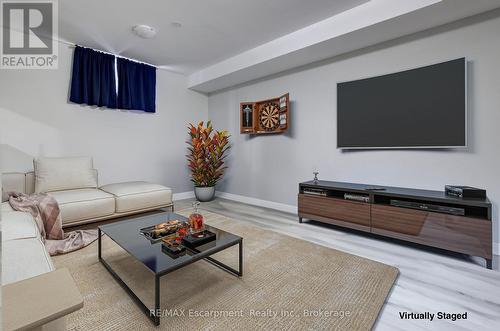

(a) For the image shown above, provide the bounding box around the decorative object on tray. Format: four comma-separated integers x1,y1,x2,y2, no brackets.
182,230,216,247
161,238,186,257
189,201,204,232
140,219,189,243
240,93,289,134
187,121,231,202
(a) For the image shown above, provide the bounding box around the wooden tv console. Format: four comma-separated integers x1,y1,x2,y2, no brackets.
298,180,492,269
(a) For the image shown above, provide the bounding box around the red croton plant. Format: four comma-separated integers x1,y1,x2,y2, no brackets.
187,121,231,187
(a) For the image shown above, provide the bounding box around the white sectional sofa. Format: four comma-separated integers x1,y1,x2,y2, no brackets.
1,157,174,330
2,157,174,227
1,206,70,331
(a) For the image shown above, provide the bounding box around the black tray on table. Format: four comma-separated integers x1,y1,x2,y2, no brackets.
182,230,216,247
139,220,189,243
161,240,186,258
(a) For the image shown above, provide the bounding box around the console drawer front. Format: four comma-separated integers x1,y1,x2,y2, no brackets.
298,194,370,229
371,204,491,258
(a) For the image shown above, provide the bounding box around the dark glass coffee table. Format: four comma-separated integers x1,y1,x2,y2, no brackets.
98,211,243,326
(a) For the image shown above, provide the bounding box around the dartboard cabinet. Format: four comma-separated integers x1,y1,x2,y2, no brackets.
240,93,289,134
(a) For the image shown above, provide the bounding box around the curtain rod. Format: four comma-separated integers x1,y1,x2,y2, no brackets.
57,38,168,70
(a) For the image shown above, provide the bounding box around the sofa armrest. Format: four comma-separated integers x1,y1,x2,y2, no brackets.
3,268,83,331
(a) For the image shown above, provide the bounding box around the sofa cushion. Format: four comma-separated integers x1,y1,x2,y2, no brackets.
2,211,40,241
34,157,97,193
2,238,54,285
48,189,115,224
2,201,14,212
100,181,172,213
2,172,26,202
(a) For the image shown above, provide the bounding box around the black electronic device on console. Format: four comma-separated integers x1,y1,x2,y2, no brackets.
445,185,486,199
390,199,465,216
303,188,327,196
344,193,370,203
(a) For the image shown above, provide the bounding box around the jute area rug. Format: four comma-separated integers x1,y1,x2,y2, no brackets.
53,209,398,331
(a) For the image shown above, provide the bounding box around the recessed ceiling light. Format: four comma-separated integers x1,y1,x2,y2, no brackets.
170,22,182,28
132,25,157,39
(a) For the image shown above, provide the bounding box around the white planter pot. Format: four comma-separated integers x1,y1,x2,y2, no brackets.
194,186,215,202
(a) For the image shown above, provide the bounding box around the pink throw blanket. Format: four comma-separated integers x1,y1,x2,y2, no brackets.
8,192,98,255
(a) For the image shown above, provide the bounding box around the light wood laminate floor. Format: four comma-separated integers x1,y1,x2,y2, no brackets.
175,197,500,331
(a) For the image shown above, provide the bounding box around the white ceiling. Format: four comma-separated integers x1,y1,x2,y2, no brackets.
59,0,368,73
56,0,500,93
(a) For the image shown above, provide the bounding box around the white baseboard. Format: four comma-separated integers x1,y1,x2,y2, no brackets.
215,191,297,214
173,191,195,201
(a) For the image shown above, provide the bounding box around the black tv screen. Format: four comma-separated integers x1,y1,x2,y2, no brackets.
337,58,466,149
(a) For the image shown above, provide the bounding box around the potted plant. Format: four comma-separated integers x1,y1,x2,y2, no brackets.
187,121,230,202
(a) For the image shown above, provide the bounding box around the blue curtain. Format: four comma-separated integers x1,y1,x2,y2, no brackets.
117,58,156,113
69,46,117,108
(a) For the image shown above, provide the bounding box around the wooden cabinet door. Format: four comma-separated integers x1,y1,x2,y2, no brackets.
298,194,370,232
371,204,492,259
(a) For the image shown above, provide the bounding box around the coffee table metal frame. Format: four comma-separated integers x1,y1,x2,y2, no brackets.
98,222,243,326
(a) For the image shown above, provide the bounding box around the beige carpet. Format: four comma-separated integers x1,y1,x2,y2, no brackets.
53,210,399,331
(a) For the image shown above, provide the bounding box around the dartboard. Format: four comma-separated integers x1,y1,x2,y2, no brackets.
259,103,280,131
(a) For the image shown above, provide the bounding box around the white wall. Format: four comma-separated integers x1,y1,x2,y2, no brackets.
208,12,500,250
0,44,208,194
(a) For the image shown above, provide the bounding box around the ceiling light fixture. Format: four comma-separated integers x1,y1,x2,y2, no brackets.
132,25,157,39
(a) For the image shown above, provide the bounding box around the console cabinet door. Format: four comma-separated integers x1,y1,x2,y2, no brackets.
298,194,370,231
371,204,492,259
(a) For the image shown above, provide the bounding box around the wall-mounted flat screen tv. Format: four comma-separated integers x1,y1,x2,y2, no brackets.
337,58,466,149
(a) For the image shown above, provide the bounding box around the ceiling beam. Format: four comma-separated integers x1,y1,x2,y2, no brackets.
188,0,500,94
